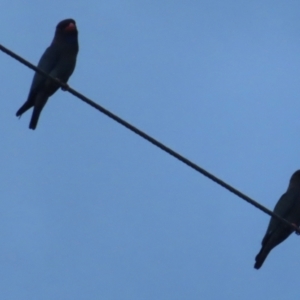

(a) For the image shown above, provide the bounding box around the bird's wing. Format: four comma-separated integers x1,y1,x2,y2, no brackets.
273,189,298,219
262,189,298,244
29,45,60,92
48,45,77,83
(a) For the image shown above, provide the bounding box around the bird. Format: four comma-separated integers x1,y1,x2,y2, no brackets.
16,18,79,130
254,170,300,269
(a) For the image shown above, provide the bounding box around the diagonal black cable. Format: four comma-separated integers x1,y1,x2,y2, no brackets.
1,43,299,234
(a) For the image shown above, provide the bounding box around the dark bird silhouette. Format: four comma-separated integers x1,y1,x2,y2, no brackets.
254,170,300,269
16,19,79,129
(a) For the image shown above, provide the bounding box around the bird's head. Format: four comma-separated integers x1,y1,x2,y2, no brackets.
290,170,300,185
54,19,78,43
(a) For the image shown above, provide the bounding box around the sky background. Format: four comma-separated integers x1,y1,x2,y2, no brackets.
1,0,300,299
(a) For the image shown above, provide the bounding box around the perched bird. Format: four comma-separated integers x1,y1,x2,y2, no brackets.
16,19,79,130
254,170,300,269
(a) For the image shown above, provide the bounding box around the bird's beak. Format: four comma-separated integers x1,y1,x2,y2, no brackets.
64,23,76,31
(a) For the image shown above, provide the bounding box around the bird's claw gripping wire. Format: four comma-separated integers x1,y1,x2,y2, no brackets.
58,80,69,91
292,224,300,235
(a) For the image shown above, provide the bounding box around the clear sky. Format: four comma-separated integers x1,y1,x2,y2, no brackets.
1,0,300,299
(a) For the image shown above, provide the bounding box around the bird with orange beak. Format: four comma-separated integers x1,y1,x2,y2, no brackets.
16,19,79,129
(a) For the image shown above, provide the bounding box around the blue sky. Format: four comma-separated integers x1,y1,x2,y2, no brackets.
1,1,300,299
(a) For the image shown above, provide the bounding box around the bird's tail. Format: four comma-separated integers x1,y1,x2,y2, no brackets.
254,246,271,269
29,95,49,130
16,101,33,117
29,106,42,130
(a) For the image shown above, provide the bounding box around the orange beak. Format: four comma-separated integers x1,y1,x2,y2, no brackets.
65,22,76,31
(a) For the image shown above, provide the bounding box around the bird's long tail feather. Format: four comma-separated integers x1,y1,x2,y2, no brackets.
16,101,33,117
29,94,49,130
254,246,271,269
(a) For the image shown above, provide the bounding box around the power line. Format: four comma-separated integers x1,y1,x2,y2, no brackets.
1,43,299,234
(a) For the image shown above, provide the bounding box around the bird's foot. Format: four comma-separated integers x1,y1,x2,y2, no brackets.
292,223,300,235
57,79,69,91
